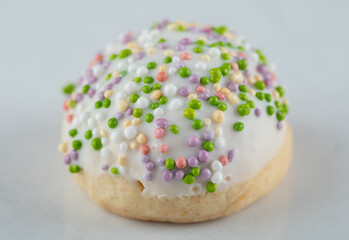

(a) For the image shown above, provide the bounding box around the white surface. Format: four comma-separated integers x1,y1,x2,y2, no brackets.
1,0,348,239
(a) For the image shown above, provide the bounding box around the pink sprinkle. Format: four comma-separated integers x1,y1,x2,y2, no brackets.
196,86,206,93
158,144,168,153
216,92,225,100
219,156,229,166
180,52,192,60
154,128,165,139
175,157,187,169
140,145,150,155
231,62,239,71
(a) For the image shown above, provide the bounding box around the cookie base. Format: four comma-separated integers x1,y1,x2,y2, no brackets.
73,124,292,223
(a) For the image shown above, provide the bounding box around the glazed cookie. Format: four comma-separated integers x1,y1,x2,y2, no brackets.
58,20,292,223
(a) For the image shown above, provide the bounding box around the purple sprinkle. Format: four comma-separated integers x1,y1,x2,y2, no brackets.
227,82,238,92
180,37,192,45
178,87,190,97
157,157,166,166
255,108,262,117
145,172,153,181
187,156,198,167
203,131,214,141
87,89,96,98
85,68,93,77
87,75,97,84
155,118,169,128
98,91,105,101
113,77,122,84
200,92,210,100
257,64,267,74
126,108,133,116
187,135,200,147
200,168,212,180
141,154,150,163
75,93,84,102
175,44,185,51
70,150,79,160
115,112,125,120
63,155,71,165
135,51,145,60
104,83,113,90
228,149,236,162
244,69,251,78
77,77,84,86
175,170,185,179
162,169,173,182
146,161,155,171
189,74,200,84
175,61,186,69
198,150,209,163
121,33,133,45
158,42,169,49
277,122,283,130
101,164,109,171
104,62,111,69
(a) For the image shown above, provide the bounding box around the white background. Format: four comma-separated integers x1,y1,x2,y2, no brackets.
1,0,348,239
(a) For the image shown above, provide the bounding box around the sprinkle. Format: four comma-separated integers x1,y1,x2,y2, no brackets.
91,138,102,150
201,54,210,61
189,74,200,84
229,72,244,83
178,67,191,77
233,122,244,131
165,158,175,170
154,128,165,138
183,108,196,119
212,110,224,124
131,118,141,126
123,119,131,128
187,135,200,147
69,165,81,173
170,124,179,134
140,144,150,155
180,52,192,60
144,113,154,123
146,161,155,171
58,142,68,154
117,156,127,166
110,167,119,175
162,169,173,182
158,144,168,153
204,118,211,127
203,141,214,152
117,100,129,112
211,172,223,184
267,106,275,116
219,156,229,166
200,168,212,180
108,118,118,128
156,72,168,82
164,49,174,56
255,108,262,117
211,160,223,172
206,182,217,193
255,80,266,90
100,129,108,138
192,119,203,130
72,140,82,151
175,157,187,168
124,126,137,139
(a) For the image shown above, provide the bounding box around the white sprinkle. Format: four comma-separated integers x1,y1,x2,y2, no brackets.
164,84,177,96
101,138,109,146
136,66,149,77
195,61,207,71
116,91,127,100
101,148,111,158
116,61,127,70
79,112,90,123
136,96,150,109
111,131,123,143
169,98,183,110
168,67,177,75
92,128,100,137
120,142,128,151
172,56,180,63
127,56,135,64
87,118,97,128
128,64,138,74
124,81,138,93
72,118,80,128
211,160,223,172
211,172,223,184
105,42,117,54
92,65,105,78
144,41,153,49
214,137,225,149
95,112,106,121
154,107,165,117
124,126,137,139
208,47,220,57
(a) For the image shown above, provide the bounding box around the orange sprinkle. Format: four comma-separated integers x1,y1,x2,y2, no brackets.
237,52,246,58
219,156,229,166
66,114,73,123
62,100,69,112
180,52,192,60
196,86,206,93
140,144,150,155
156,72,168,82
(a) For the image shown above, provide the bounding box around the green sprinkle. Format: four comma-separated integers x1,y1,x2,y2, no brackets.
170,124,179,134
177,25,185,31
256,92,265,101
226,42,234,49
150,102,159,110
69,129,78,137
152,83,161,90
239,93,248,101
119,49,131,59
103,98,111,108
105,73,112,81
255,81,266,90
158,96,168,105
275,100,282,110
233,122,244,131
265,93,272,102
237,103,251,116
247,100,255,109
142,85,152,94
267,106,275,116
82,84,90,94
188,99,201,109
157,38,166,43
200,77,210,85
183,174,195,184
133,108,143,118
196,40,206,46
147,62,157,70
209,96,219,106
85,130,92,140
129,94,139,103
276,111,286,121
220,63,231,76
212,25,227,35
193,46,203,53
63,83,75,95
69,165,81,173
109,54,117,61
144,113,154,123
275,86,285,97
95,101,102,109
178,67,191,78
206,182,217,193
192,119,203,130
237,59,247,70
237,46,246,52
110,167,119,175
209,68,222,83
143,76,153,84
239,85,248,93
217,102,228,111
256,49,267,65
283,104,289,114
69,100,77,109
165,158,175,170
121,70,127,77
72,140,82,150
203,142,214,152
221,53,230,60
164,57,172,63
108,118,118,128
91,138,102,150
183,108,196,120
191,167,200,176
133,77,142,83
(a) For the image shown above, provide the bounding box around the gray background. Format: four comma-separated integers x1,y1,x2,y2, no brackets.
1,0,348,239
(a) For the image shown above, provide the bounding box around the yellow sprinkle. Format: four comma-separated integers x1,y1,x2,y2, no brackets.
132,47,143,54
204,118,211,127
213,83,221,92
147,47,156,54
272,90,280,100
123,119,131,128
112,70,120,78
201,54,210,61
220,47,228,54
104,90,113,98
215,127,223,137
136,133,147,144
176,20,185,26
117,156,127,166
247,76,256,85
197,36,208,42
127,42,137,49
188,93,198,100
158,65,167,72
151,90,162,100
255,74,262,81
212,110,224,124
228,50,236,57
167,23,177,31
227,93,239,104
220,88,230,95
229,72,244,84
164,49,174,57
283,98,290,105
224,32,236,40
100,129,108,138
130,141,139,150
132,118,141,126
117,100,129,112
248,89,256,96
57,142,68,154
